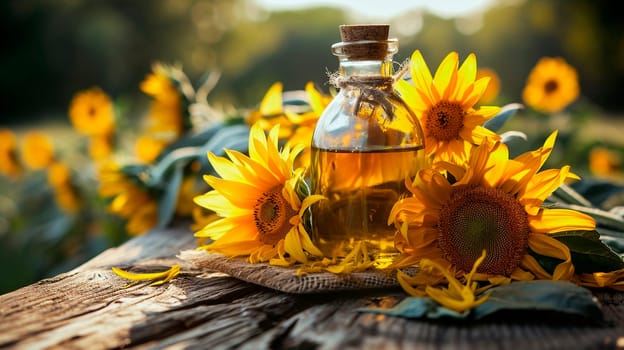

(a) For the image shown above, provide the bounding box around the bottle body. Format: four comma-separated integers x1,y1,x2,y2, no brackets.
310,78,425,261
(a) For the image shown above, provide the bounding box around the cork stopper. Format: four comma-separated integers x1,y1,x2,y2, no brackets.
339,24,389,42
335,24,392,60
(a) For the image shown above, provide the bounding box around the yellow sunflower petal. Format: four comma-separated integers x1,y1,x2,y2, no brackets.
259,82,283,116
112,264,180,287
200,239,262,257
527,233,574,280
250,245,279,264
202,175,261,208
510,267,535,281
397,269,428,296
224,149,281,186
433,52,459,100
396,80,427,113
284,228,309,263
528,208,596,233
420,253,489,313
206,152,248,183
193,191,251,217
405,226,438,250
455,53,477,100
297,223,324,257
248,122,269,165
195,216,256,241
514,130,557,173
577,269,624,291
409,50,435,103
520,166,574,203
520,254,552,280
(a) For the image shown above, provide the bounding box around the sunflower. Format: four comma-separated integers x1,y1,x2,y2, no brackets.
396,51,501,162
141,71,184,140
48,162,80,213
247,82,331,167
522,57,579,113
589,146,621,179
247,82,286,133
21,131,55,170
48,161,72,188
285,82,332,167
89,135,114,162
0,129,22,179
194,123,324,265
68,87,115,137
98,162,158,235
390,131,596,292
134,135,168,163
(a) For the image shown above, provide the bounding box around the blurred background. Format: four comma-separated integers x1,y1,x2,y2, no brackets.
3,0,624,122
1,0,623,293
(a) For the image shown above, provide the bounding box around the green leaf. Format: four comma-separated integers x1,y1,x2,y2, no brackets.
157,162,184,228
200,123,249,155
198,123,250,173
361,280,603,321
120,164,150,180
527,249,560,275
154,123,226,163
473,281,604,320
295,175,312,198
500,130,527,144
570,179,624,208
551,230,624,273
148,146,202,185
482,103,523,132
362,295,467,319
553,183,593,207
529,230,624,274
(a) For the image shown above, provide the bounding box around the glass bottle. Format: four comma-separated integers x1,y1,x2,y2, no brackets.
309,24,425,265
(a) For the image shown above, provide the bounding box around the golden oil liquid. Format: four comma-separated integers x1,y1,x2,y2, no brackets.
309,146,425,266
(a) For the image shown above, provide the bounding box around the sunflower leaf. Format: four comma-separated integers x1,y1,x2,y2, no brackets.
482,103,523,132
570,179,624,208
198,123,250,171
361,281,603,321
551,230,624,273
527,249,560,274
474,280,604,320
361,295,468,319
500,130,527,144
121,164,150,179
157,162,184,228
154,122,226,163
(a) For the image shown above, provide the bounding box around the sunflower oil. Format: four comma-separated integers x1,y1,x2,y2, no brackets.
310,146,424,262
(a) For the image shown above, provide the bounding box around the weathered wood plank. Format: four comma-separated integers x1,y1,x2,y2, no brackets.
1,221,624,350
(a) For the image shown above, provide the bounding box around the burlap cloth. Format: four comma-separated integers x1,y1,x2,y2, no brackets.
179,250,404,294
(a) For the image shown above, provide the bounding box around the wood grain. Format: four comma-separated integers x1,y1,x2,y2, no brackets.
1,221,623,349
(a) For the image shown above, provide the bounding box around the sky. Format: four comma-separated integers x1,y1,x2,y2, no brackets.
253,0,498,19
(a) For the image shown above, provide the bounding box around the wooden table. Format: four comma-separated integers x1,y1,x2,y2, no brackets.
2,221,624,349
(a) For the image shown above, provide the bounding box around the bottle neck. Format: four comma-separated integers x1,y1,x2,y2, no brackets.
338,58,394,78
331,38,398,79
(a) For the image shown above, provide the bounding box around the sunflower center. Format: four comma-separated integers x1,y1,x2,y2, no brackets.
253,185,297,245
425,101,465,142
544,80,559,94
437,186,530,275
